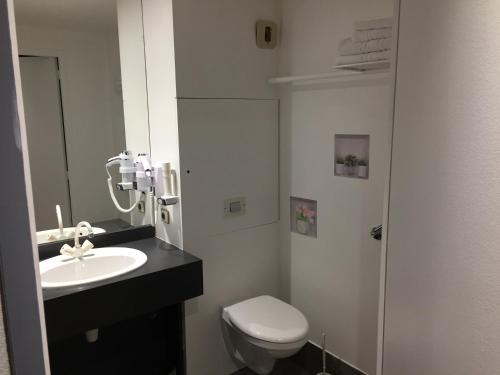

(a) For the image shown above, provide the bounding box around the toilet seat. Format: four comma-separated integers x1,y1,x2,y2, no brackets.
224,295,309,344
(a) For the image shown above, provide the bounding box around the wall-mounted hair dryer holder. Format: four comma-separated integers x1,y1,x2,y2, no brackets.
115,182,134,191
152,161,179,207
157,195,179,206
106,151,179,214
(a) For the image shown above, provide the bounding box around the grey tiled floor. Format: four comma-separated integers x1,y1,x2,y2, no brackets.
229,342,360,375
231,359,312,375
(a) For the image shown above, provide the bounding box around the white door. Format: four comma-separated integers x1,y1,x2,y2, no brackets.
383,0,500,373
19,56,72,231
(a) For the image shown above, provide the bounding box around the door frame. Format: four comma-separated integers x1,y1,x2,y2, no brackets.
0,0,51,373
376,0,401,374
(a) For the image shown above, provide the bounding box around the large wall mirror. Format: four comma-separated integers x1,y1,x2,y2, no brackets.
14,0,152,244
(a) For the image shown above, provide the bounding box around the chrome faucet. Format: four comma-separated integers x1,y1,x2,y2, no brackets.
60,221,95,259
74,221,94,248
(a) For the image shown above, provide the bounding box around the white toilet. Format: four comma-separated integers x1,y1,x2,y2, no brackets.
222,295,309,375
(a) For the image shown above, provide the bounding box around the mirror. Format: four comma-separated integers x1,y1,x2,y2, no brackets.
14,0,151,244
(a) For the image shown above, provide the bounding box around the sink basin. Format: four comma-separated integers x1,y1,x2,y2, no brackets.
39,247,147,289
37,227,106,244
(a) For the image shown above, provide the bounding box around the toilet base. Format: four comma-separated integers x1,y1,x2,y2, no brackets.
222,318,276,375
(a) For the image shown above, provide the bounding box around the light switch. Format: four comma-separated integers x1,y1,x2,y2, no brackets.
224,197,246,217
230,201,242,213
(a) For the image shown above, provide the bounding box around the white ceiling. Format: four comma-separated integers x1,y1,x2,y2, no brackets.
14,0,118,32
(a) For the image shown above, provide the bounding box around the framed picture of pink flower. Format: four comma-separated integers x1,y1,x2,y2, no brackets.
290,196,317,238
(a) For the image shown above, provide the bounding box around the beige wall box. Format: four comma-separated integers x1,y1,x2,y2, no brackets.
256,21,278,49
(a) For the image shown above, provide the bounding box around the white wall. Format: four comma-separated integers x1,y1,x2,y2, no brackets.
178,98,279,375
172,0,279,99
278,1,393,374
15,23,127,225
184,224,280,375
142,0,183,247
144,1,395,374
383,0,500,374
168,0,279,375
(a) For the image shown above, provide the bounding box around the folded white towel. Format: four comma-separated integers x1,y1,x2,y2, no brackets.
353,27,392,42
354,17,393,31
339,37,392,56
336,50,391,66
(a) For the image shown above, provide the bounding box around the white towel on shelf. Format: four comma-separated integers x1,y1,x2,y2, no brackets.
338,37,392,56
354,17,393,31
353,27,392,42
336,50,391,66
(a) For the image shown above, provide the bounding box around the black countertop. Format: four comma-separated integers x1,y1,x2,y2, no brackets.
43,237,203,342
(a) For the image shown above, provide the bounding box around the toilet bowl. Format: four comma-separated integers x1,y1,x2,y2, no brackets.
222,295,309,375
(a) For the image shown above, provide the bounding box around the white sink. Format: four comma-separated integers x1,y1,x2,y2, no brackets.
36,227,106,244
39,247,147,289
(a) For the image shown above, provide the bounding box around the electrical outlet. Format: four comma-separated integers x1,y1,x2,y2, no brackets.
256,21,278,49
160,207,170,224
137,200,146,213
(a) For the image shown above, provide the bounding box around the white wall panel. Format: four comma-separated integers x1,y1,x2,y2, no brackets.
179,99,279,238
184,223,280,375
143,2,281,373
172,0,279,99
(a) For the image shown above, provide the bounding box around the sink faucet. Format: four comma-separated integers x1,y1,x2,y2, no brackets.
60,221,95,259
74,221,94,248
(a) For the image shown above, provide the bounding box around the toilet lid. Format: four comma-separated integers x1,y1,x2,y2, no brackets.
226,295,309,344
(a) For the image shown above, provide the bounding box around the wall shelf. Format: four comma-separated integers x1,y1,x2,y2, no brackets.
268,60,390,85
335,60,390,72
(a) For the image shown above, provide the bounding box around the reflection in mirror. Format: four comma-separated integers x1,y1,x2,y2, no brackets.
14,0,151,244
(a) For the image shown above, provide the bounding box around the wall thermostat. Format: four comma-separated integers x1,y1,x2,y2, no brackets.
256,21,278,49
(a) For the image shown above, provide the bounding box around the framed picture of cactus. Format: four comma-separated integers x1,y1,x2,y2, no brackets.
334,134,370,179
290,196,317,238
